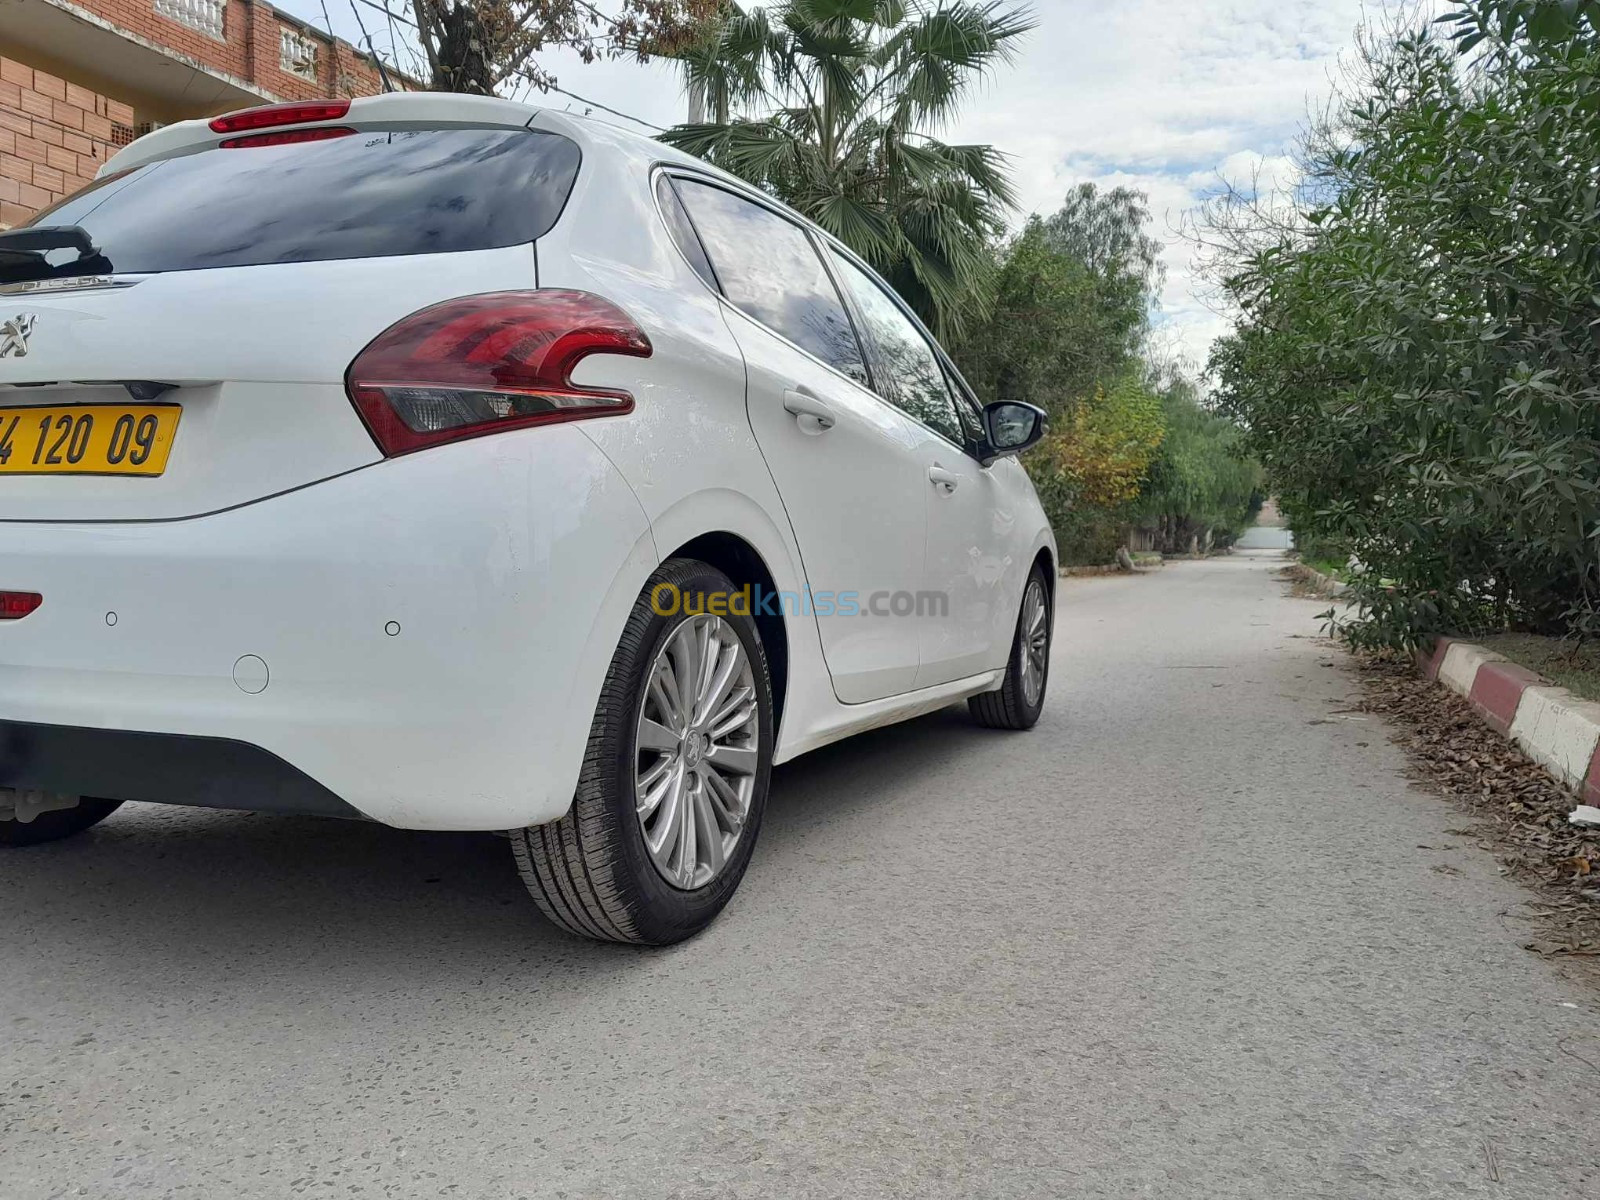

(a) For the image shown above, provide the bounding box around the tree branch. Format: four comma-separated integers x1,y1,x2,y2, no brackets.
411,0,443,77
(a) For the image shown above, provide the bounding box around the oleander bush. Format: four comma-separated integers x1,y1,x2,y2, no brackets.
1211,0,1600,649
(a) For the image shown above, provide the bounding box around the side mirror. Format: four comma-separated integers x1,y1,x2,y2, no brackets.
981,401,1047,463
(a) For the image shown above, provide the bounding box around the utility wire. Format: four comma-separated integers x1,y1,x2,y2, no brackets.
353,0,415,28
351,0,619,33
540,83,664,130
382,4,413,77
341,0,420,77
343,0,666,130
317,0,337,42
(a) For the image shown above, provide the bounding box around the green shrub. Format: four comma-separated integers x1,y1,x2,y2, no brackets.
1211,1,1600,649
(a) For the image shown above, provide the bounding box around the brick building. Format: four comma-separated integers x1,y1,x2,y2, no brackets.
0,0,410,228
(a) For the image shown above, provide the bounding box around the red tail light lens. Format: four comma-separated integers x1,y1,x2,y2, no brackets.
345,290,654,457
209,100,352,135
220,127,356,149
0,592,41,620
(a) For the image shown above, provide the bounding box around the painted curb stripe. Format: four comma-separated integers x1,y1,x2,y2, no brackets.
1438,642,1508,698
1508,685,1600,794
1422,638,1600,802
1420,637,1453,682
1468,661,1541,736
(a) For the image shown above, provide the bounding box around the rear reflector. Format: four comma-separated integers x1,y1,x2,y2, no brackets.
209,100,352,135
345,290,653,457
0,592,41,620
220,127,356,149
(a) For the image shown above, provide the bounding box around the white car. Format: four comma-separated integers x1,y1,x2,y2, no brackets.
0,93,1056,944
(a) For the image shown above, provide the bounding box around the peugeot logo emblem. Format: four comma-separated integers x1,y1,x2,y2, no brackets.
0,314,36,358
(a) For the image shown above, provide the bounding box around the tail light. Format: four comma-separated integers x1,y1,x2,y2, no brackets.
0,592,41,620
209,101,352,135
345,290,653,457
220,127,355,149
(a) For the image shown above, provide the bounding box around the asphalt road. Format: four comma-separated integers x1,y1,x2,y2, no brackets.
4,552,1597,1199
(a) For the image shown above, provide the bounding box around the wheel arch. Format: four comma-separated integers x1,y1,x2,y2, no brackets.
1031,544,1056,583
666,531,790,733
1031,544,1057,607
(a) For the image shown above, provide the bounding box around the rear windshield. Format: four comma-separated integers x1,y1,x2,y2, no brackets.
19,127,581,276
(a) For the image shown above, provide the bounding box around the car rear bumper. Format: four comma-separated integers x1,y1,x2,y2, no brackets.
0,720,365,819
0,425,657,830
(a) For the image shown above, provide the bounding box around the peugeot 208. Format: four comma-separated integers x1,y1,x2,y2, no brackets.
0,93,1055,944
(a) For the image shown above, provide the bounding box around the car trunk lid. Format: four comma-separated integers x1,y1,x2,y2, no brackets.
0,123,579,522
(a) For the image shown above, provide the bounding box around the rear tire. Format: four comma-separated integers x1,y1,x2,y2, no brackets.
969,566,1051,731
512,558,774,946
0,798,123,847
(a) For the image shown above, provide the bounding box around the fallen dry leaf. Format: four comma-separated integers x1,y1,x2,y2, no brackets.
1524,940,1600,958
1351,654,1600,973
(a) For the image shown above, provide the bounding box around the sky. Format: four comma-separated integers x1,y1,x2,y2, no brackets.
278,0,1381,373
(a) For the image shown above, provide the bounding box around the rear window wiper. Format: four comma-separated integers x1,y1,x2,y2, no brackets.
0,225,113,286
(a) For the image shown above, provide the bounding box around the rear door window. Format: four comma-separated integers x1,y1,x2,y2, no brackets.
19,128,581,276
828,249,965,445
672,178,868,386
655,175,718,290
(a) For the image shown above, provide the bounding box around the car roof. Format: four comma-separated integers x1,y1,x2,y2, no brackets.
96,91,847,292
103,91,719,180
100,91,796,224
100,92,545,176
527,105,773,193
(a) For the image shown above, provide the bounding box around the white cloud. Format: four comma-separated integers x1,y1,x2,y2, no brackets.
279,0,1385,369
942,0,1375,371
1213,151,1301,196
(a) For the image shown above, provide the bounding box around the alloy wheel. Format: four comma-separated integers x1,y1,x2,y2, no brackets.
1019,578,1049,707
634,614,761,890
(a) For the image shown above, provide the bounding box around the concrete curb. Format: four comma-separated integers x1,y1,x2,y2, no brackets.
1419,637,1600,802
1287,561,1348,597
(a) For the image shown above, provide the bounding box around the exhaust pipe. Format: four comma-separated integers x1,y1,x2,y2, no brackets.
0,788,82,824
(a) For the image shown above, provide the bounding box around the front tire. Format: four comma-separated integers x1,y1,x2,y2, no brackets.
969,566,1051,731
512,558,775,945
0,798,123,847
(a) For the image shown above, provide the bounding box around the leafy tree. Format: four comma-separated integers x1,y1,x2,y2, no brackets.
410,0,718,95
953,186,1192,564
1042,378,1165,510
1129,381,1261,554
1437,0,1600,53
954,214,1147,418
1209,0,1600,648
1040,183,1164,296
662,0,1034,336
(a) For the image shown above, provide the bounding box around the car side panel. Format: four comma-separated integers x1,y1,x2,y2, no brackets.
720,302,929,702
914,440,1023,687
528,116,1058,759
968,455,1059,687
529,136,837,764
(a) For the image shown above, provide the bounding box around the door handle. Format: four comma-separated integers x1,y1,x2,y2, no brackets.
928,464,960,493
782,388,836,434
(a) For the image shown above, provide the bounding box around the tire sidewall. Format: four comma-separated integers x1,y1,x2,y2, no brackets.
604,563,775,942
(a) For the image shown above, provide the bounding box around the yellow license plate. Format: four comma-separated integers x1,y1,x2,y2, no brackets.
0,404,180,477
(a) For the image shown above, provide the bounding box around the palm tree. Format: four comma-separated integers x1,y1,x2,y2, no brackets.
662,0,1034,337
